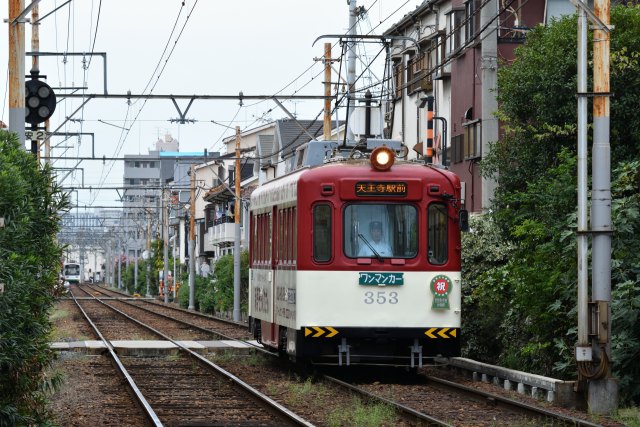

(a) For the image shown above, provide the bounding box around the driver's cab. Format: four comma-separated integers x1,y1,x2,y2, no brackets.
344,203,418,259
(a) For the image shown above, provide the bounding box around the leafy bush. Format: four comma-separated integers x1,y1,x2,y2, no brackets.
177,251,249,316
0,131,69,425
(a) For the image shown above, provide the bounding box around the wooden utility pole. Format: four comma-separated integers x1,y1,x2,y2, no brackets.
233,126,241,322
8,0,26,144
31,4,39,160
323,43,332,140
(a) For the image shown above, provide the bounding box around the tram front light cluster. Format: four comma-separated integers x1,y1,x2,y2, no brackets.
370,146,395,171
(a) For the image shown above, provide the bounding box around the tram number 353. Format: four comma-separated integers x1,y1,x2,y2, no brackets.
364,291,398,305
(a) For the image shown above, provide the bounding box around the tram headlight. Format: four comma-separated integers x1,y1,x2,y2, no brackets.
370,146,395,171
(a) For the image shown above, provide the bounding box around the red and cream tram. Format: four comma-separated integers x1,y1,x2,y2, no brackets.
249,144,465,366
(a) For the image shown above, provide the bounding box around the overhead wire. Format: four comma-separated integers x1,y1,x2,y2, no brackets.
90,0,199,205
241,0,380,117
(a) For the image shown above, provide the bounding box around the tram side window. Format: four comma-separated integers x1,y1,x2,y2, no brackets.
313,204,332,262
253,213,272,265
428,203,448,264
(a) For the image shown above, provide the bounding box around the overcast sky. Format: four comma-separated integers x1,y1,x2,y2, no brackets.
1,0,421,207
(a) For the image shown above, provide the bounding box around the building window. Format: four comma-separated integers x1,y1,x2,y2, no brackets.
313,204,332,262
465,0,482,43
407,51,432,94
428,203,448,265
451,134,464,164
393,60,405,99
446,8,466,55
463,119,482,159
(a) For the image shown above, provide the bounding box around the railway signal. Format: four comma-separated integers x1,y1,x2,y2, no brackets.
25,77,56,126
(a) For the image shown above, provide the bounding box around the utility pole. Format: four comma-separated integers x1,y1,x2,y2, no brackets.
346,0,357,144
188,164,196,310
106,244,111,286
233,126,241,322
573,0,617,414
8,0,26,144
146,210,151,297
117,239,122,289
163,187,169,303
480,0,499,211
323,43,332,141
590,0,616,413
31,4,39,160
576,3,589,377
134,247,138,292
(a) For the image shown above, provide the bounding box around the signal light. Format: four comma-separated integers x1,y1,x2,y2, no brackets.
25,79,56,126
370,146,395,171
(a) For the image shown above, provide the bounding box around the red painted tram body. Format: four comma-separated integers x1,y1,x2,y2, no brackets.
249,146,464,366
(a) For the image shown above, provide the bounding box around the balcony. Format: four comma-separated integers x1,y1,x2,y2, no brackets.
208,217,239,247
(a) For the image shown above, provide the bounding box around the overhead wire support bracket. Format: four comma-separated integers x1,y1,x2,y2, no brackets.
568,0,612,33
312,34,420,52
10,0,42,26
170,97,196,124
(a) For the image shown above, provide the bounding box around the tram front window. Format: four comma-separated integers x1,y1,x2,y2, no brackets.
344,204,418,258
64,265,80,275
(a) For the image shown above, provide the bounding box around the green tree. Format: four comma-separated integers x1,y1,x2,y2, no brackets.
0,131,69,425
474,4,640,403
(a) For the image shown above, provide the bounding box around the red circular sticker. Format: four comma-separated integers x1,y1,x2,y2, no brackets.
432,276,450,295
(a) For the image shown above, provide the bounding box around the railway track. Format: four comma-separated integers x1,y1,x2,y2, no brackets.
322,368,603,427
83,284,251,340
66,285,313,426
59,286,606,425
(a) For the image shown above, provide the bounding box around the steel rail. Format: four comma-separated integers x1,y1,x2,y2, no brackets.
69,291,164,426
422,374,603,427
85,284,275,355
73,286,312,426
324,375,452,426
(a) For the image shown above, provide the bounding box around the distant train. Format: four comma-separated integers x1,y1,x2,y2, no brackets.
248,141,466,366
62,262,81,284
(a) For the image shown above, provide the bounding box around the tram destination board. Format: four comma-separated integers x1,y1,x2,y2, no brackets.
359,272,404,286
355,181,408,197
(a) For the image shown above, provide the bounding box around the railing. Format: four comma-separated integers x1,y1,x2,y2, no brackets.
208,222,239,246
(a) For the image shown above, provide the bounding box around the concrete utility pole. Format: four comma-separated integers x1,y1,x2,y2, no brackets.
480,0,499,211
117,241,122,289
8,0,26,144
233,127,241,322
590,0,616,413
163,187,170,303
106,245,111,286
346,0,357,144
573,0,617,414
188,164,196,311
576,5,590,366
146,211,151,297
323,43,332,141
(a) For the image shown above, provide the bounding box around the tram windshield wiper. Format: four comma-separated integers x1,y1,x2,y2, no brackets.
358,233,384,262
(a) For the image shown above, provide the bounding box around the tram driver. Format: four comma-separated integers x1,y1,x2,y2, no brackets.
358,220,392,257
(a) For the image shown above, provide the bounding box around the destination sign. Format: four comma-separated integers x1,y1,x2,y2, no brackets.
355,181,408,197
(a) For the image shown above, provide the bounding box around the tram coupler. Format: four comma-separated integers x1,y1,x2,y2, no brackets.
410,339,423,368
338,338,351,366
